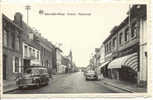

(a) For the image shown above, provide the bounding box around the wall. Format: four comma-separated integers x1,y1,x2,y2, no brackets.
56,49,62,73
138,17,147,87
3,14,22,80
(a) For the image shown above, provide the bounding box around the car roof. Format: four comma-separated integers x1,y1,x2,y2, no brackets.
26,66,47,69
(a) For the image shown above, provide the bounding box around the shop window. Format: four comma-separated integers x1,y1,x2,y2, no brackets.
3,29,8,47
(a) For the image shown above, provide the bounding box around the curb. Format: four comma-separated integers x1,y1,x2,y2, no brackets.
3,87,18,94
103,81,135,93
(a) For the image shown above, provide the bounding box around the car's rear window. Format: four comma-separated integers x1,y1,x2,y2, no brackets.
25,68,48,75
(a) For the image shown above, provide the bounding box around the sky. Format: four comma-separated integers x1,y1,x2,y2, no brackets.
1,3,130,67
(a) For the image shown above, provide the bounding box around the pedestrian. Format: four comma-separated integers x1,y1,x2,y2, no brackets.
101,73,104,80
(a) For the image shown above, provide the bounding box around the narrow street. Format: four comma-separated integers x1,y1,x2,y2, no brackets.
7,71,128,94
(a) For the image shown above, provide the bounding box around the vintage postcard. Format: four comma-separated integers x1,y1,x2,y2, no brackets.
0,0,152,98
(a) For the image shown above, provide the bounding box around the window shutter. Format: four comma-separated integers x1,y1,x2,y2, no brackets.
19,58,21,73
12,56,15,73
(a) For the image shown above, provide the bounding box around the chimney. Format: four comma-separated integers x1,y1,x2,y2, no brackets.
14,12,23,27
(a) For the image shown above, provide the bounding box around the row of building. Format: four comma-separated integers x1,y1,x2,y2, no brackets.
88,5,147,88
2,12,76,81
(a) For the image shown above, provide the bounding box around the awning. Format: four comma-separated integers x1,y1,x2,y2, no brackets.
98,61,110,70
108,53,138,72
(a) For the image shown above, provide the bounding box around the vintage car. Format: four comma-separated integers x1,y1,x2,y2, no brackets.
16,66,49,89
85,70,98,81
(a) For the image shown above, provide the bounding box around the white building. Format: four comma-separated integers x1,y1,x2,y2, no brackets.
23,42,41,67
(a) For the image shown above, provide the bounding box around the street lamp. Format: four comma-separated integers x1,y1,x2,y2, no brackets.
25,5,31,25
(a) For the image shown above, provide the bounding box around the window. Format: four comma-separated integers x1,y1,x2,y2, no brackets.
131,22,137,38
33,49,35,58
3,29,8,47
106,44,108,54
29,47,32,56
41,47,44,56
11,33,15,49
44,48,45,56
107,44,109,52
16,36,20,51
15,57,19,72
105,45,107,54
37,51,39,60
125,27,129,42
113,37,117,48
13,57,19,73
24,45,28,57
119,32,123,45
109,41,111,52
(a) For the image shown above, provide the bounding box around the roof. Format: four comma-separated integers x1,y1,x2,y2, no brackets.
2,14,23,31
103,5,146,44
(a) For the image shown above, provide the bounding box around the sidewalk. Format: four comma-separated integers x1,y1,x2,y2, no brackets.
103,78,147,93
3,80,18,93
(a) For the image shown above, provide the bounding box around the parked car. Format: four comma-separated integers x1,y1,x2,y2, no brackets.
16,66,49,89
85,70,97,81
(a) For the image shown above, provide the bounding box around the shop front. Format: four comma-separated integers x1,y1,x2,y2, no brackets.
108,53,138,83
96,61,110,78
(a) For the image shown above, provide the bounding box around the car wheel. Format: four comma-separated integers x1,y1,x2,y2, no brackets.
46,81,49,85
36,80,41,87
86,78,88,81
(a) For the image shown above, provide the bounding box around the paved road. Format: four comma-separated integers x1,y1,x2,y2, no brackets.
7,72,127,94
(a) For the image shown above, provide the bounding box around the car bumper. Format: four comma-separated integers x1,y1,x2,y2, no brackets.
86,76,97,80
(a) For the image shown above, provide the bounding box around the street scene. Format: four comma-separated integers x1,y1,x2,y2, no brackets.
2,4,147,94
6,71,129,93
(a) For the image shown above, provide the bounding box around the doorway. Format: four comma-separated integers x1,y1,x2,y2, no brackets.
3,55,7,80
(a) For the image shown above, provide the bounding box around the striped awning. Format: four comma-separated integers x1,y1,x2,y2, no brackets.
108,53,138,72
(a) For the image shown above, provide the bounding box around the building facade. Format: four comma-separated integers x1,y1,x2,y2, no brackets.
3,12,57,81
2,14,23,80
103,5,147,87
56,48,63,73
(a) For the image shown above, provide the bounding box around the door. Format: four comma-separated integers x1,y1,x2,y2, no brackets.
23,59,30,72
3,55,7,80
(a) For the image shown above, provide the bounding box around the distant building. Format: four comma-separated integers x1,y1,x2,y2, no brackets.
56,48,63,73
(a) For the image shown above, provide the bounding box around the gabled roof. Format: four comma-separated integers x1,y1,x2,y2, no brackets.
2,14,23,31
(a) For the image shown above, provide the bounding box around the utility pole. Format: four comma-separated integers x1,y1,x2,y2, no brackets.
128,4,132,36
25,5,31,25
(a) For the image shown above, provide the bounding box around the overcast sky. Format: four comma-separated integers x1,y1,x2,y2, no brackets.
2,3,130,67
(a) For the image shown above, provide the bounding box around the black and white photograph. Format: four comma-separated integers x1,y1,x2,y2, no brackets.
0,1,151,98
